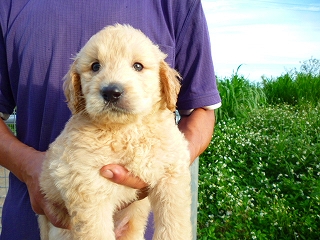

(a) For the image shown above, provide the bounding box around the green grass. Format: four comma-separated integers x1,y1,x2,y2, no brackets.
215,68,266,121
198,58,320,239
7,124,16,134
262,58,320,107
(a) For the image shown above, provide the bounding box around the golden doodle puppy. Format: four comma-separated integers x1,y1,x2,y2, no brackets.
38,24,192,240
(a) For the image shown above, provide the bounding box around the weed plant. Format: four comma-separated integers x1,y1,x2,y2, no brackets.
198,105,320,239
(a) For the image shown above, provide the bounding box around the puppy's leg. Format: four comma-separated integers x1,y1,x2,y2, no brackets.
38,215,50,240
149,167,192,240
67,200,116,240
114,198,151,240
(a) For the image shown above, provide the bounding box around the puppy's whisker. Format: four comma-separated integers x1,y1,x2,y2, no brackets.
103,101,110,110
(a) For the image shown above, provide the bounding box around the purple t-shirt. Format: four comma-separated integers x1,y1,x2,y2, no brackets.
0,0,221,239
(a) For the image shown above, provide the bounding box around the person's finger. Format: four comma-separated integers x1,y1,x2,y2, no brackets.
31,201,45,215
100,164,148,190
42,202,70,229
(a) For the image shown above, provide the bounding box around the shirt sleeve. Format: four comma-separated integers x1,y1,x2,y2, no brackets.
174,0,221,111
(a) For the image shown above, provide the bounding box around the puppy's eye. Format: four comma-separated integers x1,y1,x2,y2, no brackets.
133,62,143,72
91,62,101,72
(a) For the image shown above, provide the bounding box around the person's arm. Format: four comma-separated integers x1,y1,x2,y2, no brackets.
0,118,70,227
178,108,215,163
0,118,40,182
0,110,48,217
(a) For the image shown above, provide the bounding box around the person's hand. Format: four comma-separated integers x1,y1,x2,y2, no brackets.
21,150,70,229
100,164,149,202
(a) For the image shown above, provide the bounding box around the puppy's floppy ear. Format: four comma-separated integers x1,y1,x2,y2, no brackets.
63,60,85,114
159,60,182,112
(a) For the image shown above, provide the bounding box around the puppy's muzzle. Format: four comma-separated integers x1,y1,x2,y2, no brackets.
101,84,124,103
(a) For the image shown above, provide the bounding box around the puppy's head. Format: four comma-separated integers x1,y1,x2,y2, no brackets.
64,24,181,123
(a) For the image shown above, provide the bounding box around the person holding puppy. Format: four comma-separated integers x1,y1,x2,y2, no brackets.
0,1,221,239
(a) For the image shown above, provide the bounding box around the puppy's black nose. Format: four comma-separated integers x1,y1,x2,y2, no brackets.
101,84,124,103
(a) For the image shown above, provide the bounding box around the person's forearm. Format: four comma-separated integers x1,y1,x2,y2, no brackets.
0,119,41,182
178,108,215,164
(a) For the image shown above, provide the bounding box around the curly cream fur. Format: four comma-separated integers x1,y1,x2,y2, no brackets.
38,24,192,240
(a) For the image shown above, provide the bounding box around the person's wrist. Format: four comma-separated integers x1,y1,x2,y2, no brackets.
20,148,45,184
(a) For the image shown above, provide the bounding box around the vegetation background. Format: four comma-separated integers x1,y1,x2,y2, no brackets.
197,58,320,239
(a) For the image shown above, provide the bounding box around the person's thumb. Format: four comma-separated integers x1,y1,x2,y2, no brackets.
100,164,148,190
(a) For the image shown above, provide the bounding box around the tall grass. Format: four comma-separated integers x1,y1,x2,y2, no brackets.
215,58,320,122
262,58,320,106
198,58,320,239
215,66,266,121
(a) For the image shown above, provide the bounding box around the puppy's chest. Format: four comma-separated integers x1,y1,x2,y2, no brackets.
81,127,162,165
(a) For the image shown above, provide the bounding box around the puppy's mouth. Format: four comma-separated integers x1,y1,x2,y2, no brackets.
102,101,128,113
100,84,129,113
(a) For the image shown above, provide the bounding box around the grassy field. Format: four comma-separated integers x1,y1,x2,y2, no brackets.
198,58,320,239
